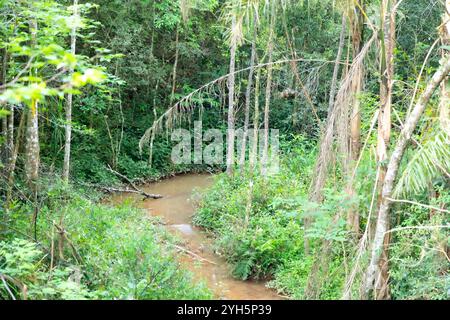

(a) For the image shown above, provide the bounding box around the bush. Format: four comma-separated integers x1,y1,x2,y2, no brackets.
3,183,212,300
0,239,94,299
389,188,449,300
194,137,449,299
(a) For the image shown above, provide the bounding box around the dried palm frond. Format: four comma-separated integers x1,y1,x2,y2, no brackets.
310,32,377,202
139,58,334,156
394,130,450,197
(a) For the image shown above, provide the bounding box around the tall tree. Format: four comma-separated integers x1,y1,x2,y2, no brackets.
226,14,238,175
261,3,275,176
240,14,258,167
26,16,40,239
373,0,397,299
346,0,365,234
439,0,449,135
170,25,180,104
364,55,450,299
0,48,9,168
63,0,79,183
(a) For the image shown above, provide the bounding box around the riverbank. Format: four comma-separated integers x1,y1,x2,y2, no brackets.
109,173,282,300
0,180,212,300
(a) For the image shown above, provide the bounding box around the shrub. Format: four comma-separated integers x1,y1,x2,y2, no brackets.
3,184,212,300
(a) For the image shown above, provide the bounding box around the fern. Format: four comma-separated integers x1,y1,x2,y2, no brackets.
394,130,450,197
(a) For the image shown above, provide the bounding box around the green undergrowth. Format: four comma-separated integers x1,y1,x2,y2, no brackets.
193,135,449,300
1,181,212,300
193,135,348,299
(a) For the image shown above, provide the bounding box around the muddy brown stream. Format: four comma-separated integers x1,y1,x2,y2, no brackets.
109,173,281,300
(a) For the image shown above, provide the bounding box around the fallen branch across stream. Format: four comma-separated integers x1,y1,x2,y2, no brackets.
170,244,217,265
106,165,163,199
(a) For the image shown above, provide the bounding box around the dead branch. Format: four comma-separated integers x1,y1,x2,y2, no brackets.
53,222,83,264
106,165,163,199
0,273,28,300
171,244,217,265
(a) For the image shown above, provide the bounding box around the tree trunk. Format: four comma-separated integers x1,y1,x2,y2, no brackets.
347,0,365,234
1,49,8,167
364,56,450,299
170,25,179,104
240,16,257,167
377,0,396,184
328,14,346,116
261,10,275,177
250,63,262,171
62,0,78,183
6,110,26,208
373,0,397,299
26,18,40,239
349,1,364,161
7,103,14,175
226,15,237,175
439,0,449,134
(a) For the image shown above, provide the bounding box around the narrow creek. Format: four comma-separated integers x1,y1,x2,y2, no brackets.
109,173,282,300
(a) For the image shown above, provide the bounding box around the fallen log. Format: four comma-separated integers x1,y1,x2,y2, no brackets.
106,165,163,199
171,244,217,265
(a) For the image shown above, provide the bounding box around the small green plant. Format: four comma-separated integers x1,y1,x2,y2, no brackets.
3,182,212,300
0,239,94,300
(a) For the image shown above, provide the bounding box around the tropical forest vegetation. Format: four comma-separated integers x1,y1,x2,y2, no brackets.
0,0,449,300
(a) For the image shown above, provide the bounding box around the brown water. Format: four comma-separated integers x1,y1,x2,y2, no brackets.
109,173,282,300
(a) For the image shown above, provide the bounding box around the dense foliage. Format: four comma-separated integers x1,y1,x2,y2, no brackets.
0,0,448,300
194,136,449,299
1,181,211,299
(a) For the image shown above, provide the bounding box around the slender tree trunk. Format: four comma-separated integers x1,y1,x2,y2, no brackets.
349,1,364,160
6,41,14,177
377,0,396,186
364,56,450,299
7,103,14,174
6,109,25,208
1,117,6,153
240,16,257,167
170,25,179,104
26,19,39,185
439,0,449,134
26,18,40,239
63,0,78,183
261,10,275,176
226,15,238,175
328,14,346,116
250,63,262,171
347,1,365,234
373,0,397,299
1,49,8,167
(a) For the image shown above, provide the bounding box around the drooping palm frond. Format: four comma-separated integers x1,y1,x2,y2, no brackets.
138,57,332,154
394,130,450,197
310,32,377,202
222,0,261,47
